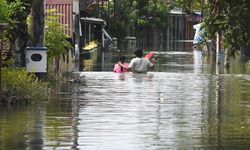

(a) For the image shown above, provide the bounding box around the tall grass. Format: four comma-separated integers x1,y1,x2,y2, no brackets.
1,68,51,103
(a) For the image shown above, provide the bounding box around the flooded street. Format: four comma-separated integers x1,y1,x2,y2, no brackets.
1,52,250,149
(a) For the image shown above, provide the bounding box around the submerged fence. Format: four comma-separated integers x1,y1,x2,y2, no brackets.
136,13,201,51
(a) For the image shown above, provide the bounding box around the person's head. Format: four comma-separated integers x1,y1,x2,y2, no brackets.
134,49,143,58
119,56,126,64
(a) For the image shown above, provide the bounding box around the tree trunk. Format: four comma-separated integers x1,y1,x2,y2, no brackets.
216,32,221,65
11,19,29,67
224,48,230,69
30,0,45,47
0,23,9,95
159,31,163,51
55,58,59,74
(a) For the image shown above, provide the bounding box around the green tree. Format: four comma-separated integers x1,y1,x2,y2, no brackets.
6,0,46,67
203,0,249,52
106,0,170,50
202,0,250,68
134,0,170,28
133,0,170,50
171,0,202,13
0,0,10,23
175,0,250,68
107,0,137,41
7,0,33,67
45,9,72,72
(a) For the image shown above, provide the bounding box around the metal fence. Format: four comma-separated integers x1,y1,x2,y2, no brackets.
46,0,73,37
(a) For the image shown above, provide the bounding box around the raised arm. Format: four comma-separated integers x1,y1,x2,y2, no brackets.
118,62,129,69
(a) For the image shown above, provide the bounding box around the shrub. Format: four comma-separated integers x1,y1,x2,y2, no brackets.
0,0,10,23
45,9,72,63
1,68,51,103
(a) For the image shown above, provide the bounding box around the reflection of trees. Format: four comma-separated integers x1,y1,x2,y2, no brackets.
71,85,81,149
148,73,211,149
0,80,83,149
0,82,80,150
205,73,250,148
215,75,222,148
0,106,45,150
221,76,250,148
44,83,75,149
70,78,87,149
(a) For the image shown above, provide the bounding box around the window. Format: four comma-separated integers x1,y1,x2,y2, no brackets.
31,54,42,61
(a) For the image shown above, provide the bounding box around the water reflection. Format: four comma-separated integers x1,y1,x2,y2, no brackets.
1,52,250,149
69,72,250,149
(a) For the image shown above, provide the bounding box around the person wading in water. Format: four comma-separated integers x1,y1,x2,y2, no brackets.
114,56,129,73
119,49,154,74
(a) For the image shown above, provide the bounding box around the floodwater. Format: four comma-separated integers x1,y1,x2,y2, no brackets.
1,51,250,150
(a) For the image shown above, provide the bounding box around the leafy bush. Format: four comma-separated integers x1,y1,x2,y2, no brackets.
1,68,51,102
45,9,72,63
0,0,10,23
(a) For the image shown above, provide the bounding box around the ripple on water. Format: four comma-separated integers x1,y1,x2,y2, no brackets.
2,71,250,150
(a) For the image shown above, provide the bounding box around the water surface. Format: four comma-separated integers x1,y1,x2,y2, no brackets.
1,51,250,150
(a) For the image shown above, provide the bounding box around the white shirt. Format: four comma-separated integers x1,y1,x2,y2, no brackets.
129,57,153,73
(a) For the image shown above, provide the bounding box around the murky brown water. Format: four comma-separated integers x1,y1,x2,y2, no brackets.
1,51,250,150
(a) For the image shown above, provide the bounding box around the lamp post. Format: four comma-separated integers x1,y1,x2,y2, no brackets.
0,23,8,95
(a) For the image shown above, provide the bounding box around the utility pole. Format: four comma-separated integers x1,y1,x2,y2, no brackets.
30,0,45,47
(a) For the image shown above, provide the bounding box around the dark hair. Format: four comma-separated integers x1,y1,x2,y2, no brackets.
119,56,126,63
134,49,143,58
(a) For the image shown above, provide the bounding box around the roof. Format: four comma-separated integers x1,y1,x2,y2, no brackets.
170,8,186,15
80,17,106,24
